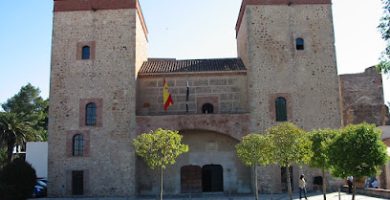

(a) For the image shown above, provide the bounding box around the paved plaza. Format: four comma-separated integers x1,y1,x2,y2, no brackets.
34,192,388,200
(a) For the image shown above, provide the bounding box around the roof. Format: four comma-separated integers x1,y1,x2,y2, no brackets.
139,58,246,75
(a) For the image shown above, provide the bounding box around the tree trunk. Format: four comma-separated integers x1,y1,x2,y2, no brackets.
287,166,293,200
322,168,327,200
160,167,164,200
6,139,15,163
7,143,13,162
351,179,356,200
254,165,259,200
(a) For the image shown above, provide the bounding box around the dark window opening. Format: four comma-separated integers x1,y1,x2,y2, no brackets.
202,165,223,192
313,176,323,186
72,134,84,156
72,171,84,195
296,38,304,50
202,103,214,114
275,97,287,121
82,46,90,60
85,103,97,126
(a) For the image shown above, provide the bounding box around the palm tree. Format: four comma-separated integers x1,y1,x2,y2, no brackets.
0,112,38,163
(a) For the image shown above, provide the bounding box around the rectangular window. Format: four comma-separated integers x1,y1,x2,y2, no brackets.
72,171,84,195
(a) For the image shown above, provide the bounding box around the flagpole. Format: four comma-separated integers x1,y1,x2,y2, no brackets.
186,81,189,113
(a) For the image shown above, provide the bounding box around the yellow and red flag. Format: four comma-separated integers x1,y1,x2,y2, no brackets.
163,79,173,111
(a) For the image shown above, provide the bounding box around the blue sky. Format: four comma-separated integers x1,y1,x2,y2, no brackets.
0,0,388,105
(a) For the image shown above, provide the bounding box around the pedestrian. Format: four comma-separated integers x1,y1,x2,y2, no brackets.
299,174,308,200
347,176,353,194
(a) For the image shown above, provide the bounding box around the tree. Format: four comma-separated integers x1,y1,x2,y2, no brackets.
133,128,189,200
328,123,388,200
378,0,390,73
266,122,312,200
0,84,48,163
2,83,48,140
309,129,339,200
0,158,37,200
0,112,37,162
0,147,7,169
236,133,273,200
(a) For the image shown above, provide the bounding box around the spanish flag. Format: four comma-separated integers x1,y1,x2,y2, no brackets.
163,79,174,111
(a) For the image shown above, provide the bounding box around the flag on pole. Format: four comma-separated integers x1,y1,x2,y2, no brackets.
186,81,189,112
163,79,174,111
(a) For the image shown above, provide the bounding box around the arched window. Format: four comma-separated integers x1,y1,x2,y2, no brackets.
275,97,287,121
85,102,97,126
202,103,214,114
296,38,304,50
81,46,90,60
72,134,84,156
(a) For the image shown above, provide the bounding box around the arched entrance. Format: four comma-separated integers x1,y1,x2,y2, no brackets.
202,165,223,192
137,130,251,195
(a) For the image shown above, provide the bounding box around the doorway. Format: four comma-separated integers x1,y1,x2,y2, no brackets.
202,165,223,192
181,165,202,193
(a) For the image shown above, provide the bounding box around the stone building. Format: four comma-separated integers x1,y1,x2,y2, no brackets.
340,66,389,126
48,0,375,197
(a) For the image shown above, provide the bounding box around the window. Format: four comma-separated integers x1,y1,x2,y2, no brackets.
202,103,214,114
72,134,84,156
85,103,97,126
81,46,90,60
72,171,84,195
296,38,304,50
275,97,287,121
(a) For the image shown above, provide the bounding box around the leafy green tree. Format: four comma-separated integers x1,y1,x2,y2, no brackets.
0,158,37,200
236,133,273,200
378,0,390,73
133,128,189,200
266,122,312,200
0,112,38,162
2,83,48,139
309,129,338,200
0,84,48,163
328,123,388,200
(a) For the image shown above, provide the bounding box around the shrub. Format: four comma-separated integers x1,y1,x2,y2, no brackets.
0,158,37,200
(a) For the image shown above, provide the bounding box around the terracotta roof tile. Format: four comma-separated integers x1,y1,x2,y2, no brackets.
139,58,246,74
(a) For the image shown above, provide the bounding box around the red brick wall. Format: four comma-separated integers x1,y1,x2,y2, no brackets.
54,0,136,12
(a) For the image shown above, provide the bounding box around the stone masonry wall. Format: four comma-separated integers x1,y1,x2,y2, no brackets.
136,130,251,195
340,67,388,126
48,9,141,197
236,4,342,192
237,4,341,132
136,72,248,115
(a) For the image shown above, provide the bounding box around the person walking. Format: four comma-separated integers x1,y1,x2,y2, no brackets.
299,174,308,200
347,176,353,194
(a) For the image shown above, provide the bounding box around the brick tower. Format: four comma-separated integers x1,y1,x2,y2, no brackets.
48,0,147,196
236,0,342,191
